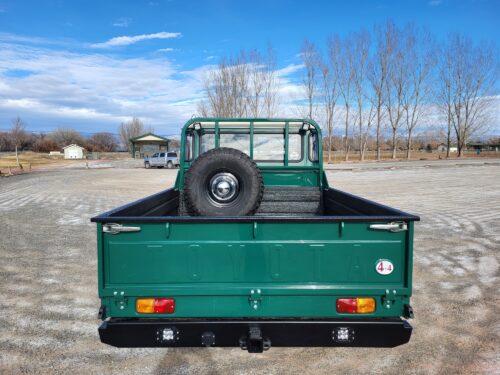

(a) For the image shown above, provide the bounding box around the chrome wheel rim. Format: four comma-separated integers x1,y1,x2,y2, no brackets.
208,172,239,204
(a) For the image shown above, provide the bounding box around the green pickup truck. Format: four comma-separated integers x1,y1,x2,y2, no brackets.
92,118,419,353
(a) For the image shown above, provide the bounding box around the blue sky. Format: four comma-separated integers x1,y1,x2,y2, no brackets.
0,0,498,136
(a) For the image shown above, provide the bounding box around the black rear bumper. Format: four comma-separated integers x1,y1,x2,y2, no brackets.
99,318,412,352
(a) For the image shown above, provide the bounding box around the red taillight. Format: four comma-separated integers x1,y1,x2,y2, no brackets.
336,298,358,313
154,298,175,313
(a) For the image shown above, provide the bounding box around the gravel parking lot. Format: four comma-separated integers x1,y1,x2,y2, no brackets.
0,160,498,374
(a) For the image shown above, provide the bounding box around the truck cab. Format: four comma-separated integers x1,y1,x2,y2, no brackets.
93,118,419,352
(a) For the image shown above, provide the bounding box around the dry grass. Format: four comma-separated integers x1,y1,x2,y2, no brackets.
0,152,66,169
0,152,132,175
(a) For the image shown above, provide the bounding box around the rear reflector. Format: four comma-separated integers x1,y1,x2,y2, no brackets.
336,298,375,314
136,298,175,314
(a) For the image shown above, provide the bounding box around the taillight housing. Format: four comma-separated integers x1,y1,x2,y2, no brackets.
136,298,175,314
336,298,375,314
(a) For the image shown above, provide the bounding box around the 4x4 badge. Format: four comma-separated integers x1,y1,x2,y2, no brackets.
375,259,394,275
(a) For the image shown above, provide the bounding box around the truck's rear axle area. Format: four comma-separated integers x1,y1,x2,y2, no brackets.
98,318,412,352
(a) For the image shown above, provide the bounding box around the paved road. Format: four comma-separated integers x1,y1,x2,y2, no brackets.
0,160,498,374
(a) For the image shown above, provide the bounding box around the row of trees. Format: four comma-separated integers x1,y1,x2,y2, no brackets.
199,21,498,160
0,117,119,154
0,117,169,166
301,22,498,160
0,117,161,166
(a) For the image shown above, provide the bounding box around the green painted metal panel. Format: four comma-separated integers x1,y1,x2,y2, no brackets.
260,166,320,186
99,221,411,319
106,240,403,285
102,294,410,318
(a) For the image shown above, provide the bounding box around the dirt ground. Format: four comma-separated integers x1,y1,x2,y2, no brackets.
0,159,498,374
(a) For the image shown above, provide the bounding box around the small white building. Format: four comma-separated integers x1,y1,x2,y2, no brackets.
436,143,458,153
436,143,447,153
63,144,86,159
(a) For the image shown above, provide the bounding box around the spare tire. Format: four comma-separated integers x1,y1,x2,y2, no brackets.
184,148,263,216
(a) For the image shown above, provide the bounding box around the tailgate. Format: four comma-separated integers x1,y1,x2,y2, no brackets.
97,221,413,319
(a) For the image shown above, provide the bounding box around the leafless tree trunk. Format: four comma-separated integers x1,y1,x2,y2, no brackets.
440,34,498,157
437,45,454,158
263,45,279,117
300,39,320,119
322,36,341,164
338,35,355,161
10,116,27,169
352,31,371,161
402,26,435,160
247,50,264,117
385,25,406,160
368,21,394,160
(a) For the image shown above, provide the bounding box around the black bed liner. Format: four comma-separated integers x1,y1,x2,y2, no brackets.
91,186,419,223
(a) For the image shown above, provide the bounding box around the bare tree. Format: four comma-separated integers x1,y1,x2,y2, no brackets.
247,50,265,117
385,25,407,159
437,38,455,158
200,52,249,117
199,48,280,118
262,45,279,117
351,31,372,161
368,21,394,160
10,116,27,168
300,39,320,119
337,34,355,161
86,132,118,152
119,117,148,152
441,34,498,156
32,134,59,153
322,35,341,163
402,26,435,159
49,128,85,148
197,100,210,117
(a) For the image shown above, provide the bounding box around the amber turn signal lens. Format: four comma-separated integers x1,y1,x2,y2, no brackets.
136,298,155,313
336,298,375,314
356,298,376,313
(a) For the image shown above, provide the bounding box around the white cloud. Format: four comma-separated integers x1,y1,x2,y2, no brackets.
157,48,175,52
276,63,303,77
0,36,338,134
0,41,203,133
112,17,132,27
204,55,216,61
90,31,181,49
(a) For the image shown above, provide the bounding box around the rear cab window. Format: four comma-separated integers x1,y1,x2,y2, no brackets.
185,121,320,166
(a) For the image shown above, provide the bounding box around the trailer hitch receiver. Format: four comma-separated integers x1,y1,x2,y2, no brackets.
239,326,271,353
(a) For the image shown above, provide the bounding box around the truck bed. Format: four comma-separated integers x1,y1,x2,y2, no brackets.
92,186,419,222
92,186,419,349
